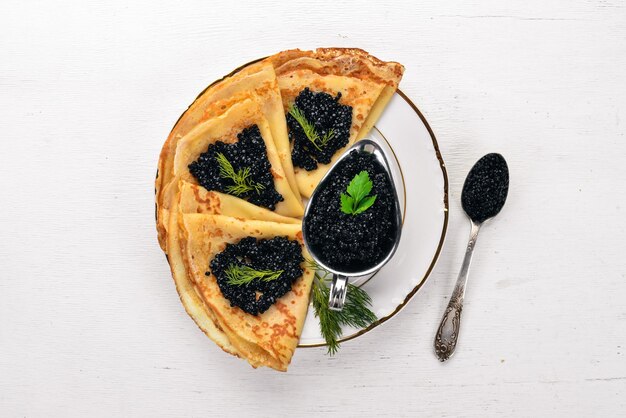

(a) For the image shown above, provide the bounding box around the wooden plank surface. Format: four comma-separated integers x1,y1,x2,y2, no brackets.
1,0,625,416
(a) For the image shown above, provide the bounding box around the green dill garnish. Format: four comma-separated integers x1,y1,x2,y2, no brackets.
306,259,377,355
215,152,265,196
340,170,377,215
289,105,335,151
224,264,283,286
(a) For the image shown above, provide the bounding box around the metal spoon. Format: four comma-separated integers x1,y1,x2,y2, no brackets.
302,139,403,311
434,153,509,361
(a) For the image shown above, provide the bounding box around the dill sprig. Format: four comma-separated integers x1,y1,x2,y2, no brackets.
321,129,335,148
215,152,265,196
224,264,283,286
289,105,335,151
306,259,377,355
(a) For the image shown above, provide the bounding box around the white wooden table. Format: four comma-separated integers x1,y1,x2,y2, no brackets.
2,1,625,416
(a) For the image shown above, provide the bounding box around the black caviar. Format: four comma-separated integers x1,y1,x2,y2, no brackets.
209,237,304,315
461,153,509,223
304,150,398,273
287,88,352,170
188,125,283,210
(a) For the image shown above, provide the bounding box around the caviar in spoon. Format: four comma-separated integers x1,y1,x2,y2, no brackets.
434,153,509,361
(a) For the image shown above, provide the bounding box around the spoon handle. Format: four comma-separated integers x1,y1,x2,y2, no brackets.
434,221,481,361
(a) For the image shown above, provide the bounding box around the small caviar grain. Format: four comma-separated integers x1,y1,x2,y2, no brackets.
304,150,397,273
188,124,283,210
209,237,304,315
461,153,509,223
287,88,352,170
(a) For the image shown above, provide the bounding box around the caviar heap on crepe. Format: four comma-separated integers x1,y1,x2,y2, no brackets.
209,236,304,315
188,124,283,210
304,150,398,273
155,47,404,371
287,88,352,171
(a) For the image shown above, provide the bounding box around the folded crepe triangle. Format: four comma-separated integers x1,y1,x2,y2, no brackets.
166,180,311,370
171,93,303,219
156,61,300,251
177,181,300,225
177,213,314,371
268,48,404,197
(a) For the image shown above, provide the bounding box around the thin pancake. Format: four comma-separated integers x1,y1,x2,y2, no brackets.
171,95,303,218
178,181,300,225
166,187,240,359
268,48,404,197
166,180,303,368
178,214,314,371
269,48,404,87
156,61,299,250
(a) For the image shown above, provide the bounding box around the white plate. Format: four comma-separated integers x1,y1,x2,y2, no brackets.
298,90,449,347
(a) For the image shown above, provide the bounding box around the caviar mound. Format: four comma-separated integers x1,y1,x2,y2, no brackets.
287,88,352,171
210,236,304,315
461,153,509,223
188,124,284,210
304,150,397,273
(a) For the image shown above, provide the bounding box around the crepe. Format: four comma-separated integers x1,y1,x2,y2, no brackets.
180,214,313,370
178,180,300,224
166,180,309,369
267,48,404,197
170,209,313,370
156,61,299,250
174,95,302,213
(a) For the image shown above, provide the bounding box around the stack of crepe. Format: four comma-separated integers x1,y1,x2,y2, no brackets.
155,48,404,371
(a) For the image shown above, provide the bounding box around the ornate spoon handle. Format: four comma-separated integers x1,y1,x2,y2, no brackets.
434,221,481,361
